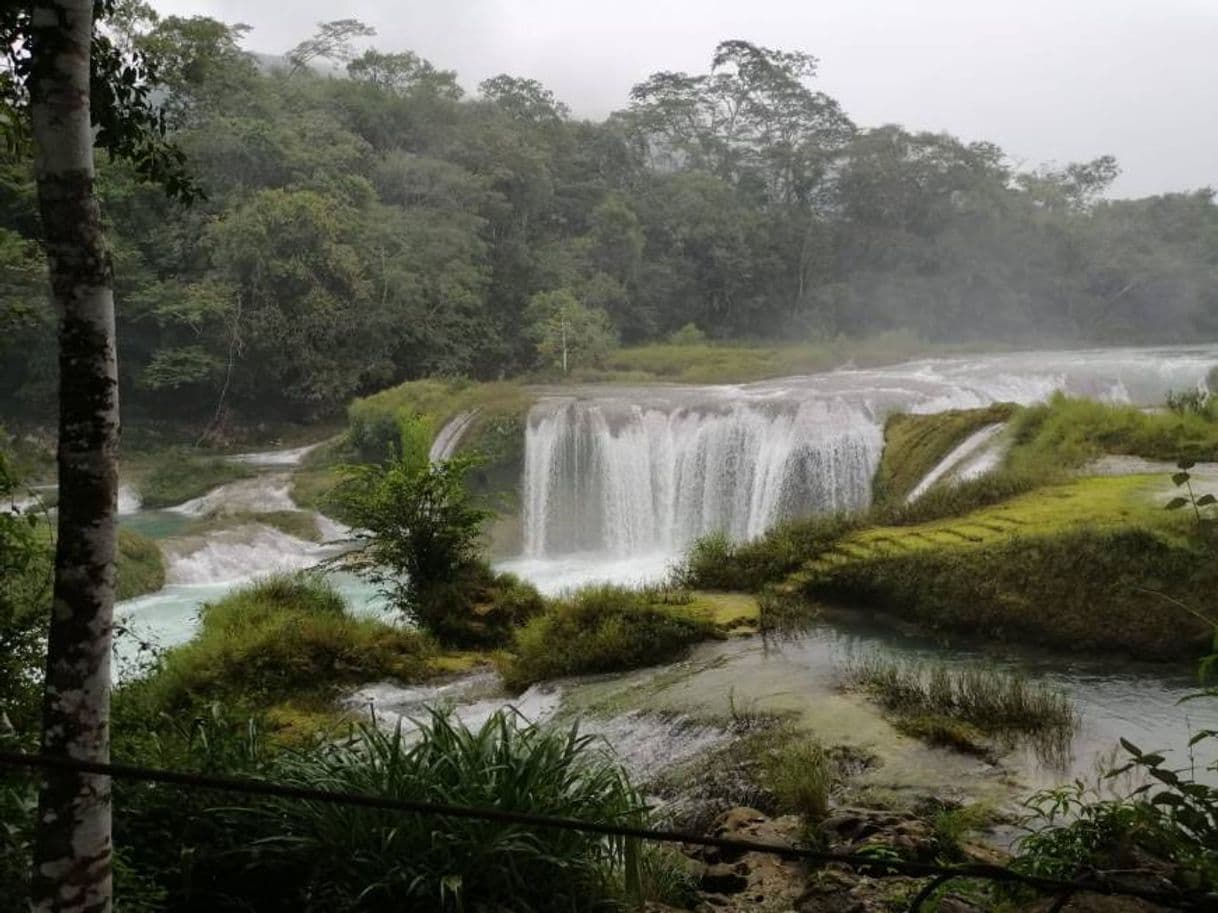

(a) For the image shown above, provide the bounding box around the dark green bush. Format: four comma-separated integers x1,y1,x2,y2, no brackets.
675,514,859,591
505,585,719,690
134,574,435,710
222,712,654,912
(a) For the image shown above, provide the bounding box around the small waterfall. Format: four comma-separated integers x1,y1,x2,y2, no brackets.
429,410,480,462
907,424,1007,502
522,398,883,557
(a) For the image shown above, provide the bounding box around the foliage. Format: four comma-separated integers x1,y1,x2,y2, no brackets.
220,712,652,912
0,445,51,734
505,585,720,690
1009,393,1218,473
5,12,1218,426
337,452,542,645
675,514,860,591
132,574,436,710
841,653,1078,748
115,527,165,600
525,288,619,373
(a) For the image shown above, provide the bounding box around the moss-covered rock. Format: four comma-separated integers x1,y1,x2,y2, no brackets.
872,403,1016,505
116,528,166,600
503,585,721,690
134,574,438,710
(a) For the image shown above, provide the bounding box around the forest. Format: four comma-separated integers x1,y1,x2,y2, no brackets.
3,8,1218,426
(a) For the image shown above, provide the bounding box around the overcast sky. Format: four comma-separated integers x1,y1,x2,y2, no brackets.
154,0,1217,199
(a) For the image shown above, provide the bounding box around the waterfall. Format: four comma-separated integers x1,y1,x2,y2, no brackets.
429,410,480,462
522,398,883,557
519,345,1218,560
907,423,1007,502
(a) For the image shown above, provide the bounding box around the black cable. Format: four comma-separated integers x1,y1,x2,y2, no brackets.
1,750,1211,910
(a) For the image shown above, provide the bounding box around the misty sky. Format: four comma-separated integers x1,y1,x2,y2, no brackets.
154,0,1218,199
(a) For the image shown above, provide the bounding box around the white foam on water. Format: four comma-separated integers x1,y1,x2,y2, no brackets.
429,411,480,462
169,473,296,516
227,442,322,466
163,524,334,585
117,484,142,515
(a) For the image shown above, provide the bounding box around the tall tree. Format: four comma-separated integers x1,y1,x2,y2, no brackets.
27,2,119,910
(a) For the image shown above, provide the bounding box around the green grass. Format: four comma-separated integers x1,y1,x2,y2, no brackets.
872,404,1016,505
781,478,1215,658
125,448,255,509
115,528,165,601
503,585,721,690
1009,393,1218,473
213,712,669,912
841,654,1078,740
347,377,533,463
135,574,437,710
763,734,834,821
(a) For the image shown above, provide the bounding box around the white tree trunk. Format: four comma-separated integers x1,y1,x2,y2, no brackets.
28,2,119,912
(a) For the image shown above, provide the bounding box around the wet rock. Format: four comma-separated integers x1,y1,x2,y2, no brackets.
700,863,750,894
819,807,938,861
936,894,986,913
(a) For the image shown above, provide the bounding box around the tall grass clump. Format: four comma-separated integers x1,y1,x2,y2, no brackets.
505,585,719,690
763,735,834,821
226,711,655,912
675,514,860,591
138,574,435,710
841,653,1077,756
1009,393,1218,472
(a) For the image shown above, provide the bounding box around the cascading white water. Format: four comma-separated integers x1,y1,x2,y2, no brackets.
520,345,1218,565
523,398,883,557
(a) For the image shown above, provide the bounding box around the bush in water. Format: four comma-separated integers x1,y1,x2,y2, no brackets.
337,452,542,645
505,584,719,690
132,573,436,711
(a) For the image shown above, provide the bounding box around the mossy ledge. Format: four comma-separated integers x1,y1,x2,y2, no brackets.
116,528,166,601
872,403,1016,505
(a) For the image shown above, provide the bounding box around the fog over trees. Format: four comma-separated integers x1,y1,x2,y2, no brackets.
3,8,1217,422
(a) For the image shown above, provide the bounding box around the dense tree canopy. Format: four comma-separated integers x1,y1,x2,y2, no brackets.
3,6,1217,425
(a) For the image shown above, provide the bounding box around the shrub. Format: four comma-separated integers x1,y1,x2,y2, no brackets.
411,560,545,647
337,453,511,644
116,528,166,600
675,514,860,592
224,712,653,912
505,585,720,690
135,574,435,710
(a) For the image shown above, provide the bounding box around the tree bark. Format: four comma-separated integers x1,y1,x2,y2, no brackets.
28,2,119,912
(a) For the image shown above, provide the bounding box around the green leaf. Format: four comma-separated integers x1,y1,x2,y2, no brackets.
1178,459,1197,470
1196,494,1216,507
1165,497,1189,510
1119,738,1143,757
1172,472,1191,487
